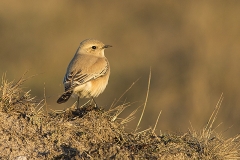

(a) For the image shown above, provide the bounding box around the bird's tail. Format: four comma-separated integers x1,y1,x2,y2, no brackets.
57,90,73,104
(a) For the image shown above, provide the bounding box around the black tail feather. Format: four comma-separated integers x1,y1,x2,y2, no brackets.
57,90,73,104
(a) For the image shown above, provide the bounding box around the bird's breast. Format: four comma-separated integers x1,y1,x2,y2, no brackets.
73,73,109,98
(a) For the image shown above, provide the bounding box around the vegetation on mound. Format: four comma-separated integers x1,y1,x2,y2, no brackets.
0,75,239,159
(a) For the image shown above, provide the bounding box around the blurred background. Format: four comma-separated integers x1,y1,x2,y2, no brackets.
0,1,239,137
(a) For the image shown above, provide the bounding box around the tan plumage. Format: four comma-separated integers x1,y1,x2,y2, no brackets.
57,39,111,104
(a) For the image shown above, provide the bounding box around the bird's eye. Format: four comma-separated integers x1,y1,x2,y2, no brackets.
92,46,97,49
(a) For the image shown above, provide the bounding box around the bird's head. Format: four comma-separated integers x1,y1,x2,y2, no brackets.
78,39,112,57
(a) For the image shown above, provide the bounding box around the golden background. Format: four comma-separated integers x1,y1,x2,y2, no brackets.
1,1,240,137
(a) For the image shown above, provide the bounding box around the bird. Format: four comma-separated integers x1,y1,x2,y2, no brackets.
57,39,112,107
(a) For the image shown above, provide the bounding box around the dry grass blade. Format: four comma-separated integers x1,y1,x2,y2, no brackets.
110,78,140,109
134,128,152,135
121,104,143,125
202,93,223,140
152,110,162,134
120,109,137,125
36,99,45,113
108,103,130,122
135,67,151,132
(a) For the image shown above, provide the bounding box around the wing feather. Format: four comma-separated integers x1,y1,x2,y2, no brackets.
63,54,109,91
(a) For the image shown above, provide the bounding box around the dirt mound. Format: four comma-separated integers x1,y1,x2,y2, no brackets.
0,75,239,159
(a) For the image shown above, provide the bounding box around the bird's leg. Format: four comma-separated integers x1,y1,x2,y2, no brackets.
91,97,98,108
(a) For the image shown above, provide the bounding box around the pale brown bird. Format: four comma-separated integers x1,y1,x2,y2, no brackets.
57,39,112,106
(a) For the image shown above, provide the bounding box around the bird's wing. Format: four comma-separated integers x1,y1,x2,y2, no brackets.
63,55,109,91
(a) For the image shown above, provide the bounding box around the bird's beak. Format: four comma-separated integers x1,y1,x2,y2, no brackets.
103,45,112,49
